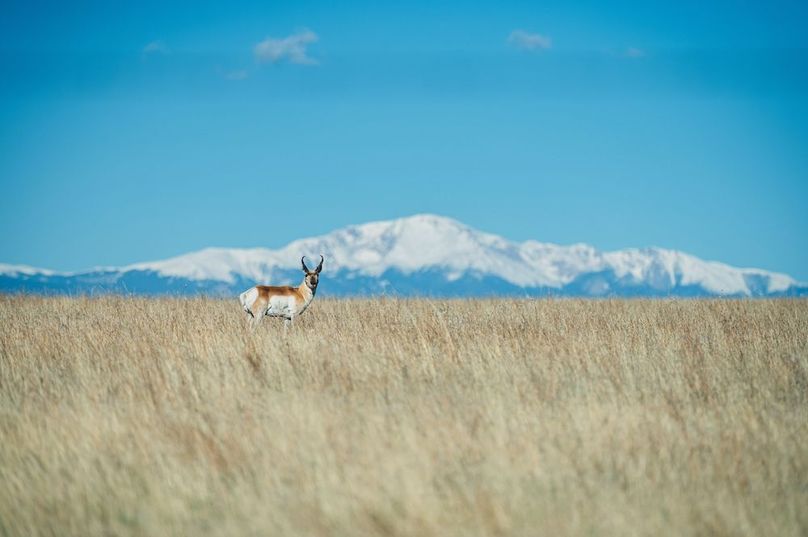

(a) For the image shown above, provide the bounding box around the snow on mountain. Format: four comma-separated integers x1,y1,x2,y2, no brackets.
1,214,804,296
0,263,57,276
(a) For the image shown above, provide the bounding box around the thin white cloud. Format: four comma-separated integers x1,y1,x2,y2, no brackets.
225,69,249,80
508,30,552,51
143,40,169,55
624,47,646,58
254,30,319,65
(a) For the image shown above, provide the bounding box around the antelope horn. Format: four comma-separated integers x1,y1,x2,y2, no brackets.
315,255,324,273
301,256,311,273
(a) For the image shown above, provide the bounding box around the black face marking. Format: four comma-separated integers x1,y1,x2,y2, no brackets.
303,271,319,291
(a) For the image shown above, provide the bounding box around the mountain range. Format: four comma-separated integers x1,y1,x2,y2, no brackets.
1,214,805,297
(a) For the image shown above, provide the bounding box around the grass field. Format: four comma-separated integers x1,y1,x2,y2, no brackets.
0,296,806,536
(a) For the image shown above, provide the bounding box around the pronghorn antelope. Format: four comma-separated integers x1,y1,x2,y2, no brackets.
239,255,324,328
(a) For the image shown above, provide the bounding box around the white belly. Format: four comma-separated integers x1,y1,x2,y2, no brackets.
266,295,296,317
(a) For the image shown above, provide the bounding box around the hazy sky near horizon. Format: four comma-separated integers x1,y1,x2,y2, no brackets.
1,0,807,279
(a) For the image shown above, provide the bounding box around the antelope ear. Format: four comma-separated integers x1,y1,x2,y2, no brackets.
315,255,324,274
301,256,311,273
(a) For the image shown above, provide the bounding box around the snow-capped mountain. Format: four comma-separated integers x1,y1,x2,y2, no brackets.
1,214,805,297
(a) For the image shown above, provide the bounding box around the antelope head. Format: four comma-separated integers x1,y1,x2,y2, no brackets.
301,255,324,291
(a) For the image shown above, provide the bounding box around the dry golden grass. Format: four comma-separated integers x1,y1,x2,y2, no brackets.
0,296,806,536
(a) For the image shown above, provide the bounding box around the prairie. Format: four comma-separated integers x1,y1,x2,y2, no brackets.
0,296,806,536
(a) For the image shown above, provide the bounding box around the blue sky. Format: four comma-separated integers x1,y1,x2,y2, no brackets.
2,0,807,279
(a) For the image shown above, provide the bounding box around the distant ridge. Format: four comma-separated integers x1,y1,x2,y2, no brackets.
1,214,805,297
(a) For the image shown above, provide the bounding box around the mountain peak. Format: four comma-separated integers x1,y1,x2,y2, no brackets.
1,215,804,297
337,213,472,243
393,213,465,226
